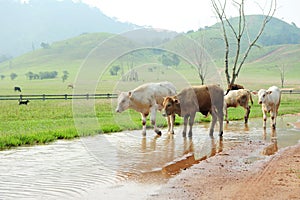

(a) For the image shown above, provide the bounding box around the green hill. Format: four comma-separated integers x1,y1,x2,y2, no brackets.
0,15,299,93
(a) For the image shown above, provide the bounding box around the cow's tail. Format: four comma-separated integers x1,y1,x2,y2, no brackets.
248,90,253,105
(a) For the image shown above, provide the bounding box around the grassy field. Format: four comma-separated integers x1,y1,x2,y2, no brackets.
0,83,299,150
0,62,299,150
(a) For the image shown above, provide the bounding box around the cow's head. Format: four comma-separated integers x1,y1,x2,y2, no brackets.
162,96,179,117
115,91,131,113
258,89,272,104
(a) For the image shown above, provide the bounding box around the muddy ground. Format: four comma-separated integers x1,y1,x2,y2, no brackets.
150,138,300,200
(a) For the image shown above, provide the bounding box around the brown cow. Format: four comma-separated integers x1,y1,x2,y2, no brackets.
224,89,253,124
225,83,244,95
162,85,224,137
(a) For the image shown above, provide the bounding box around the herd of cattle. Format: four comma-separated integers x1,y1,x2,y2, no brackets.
116,81,281,137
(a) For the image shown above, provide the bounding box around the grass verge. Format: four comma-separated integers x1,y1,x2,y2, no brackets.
0,94,299,150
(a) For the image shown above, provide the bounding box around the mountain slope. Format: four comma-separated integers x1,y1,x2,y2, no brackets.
0,0,139,57
181,15,300,60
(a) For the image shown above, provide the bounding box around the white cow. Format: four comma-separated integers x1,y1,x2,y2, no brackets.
258,86,281,129
116,82,177,136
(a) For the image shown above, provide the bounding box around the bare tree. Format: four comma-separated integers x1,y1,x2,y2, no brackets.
175,36,209,85
278,64,285,88
211,0,277,85
192,36,209,85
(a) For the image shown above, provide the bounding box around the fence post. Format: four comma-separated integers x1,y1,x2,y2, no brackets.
65,94,67,100
43,94,46,101
20,94,23,101
86,94,89,100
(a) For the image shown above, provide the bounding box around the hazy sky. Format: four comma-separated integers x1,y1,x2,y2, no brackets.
81,0,299,32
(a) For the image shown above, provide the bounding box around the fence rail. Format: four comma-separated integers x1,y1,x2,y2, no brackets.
0,89,298,101
0,93,118,101
280,90,300,94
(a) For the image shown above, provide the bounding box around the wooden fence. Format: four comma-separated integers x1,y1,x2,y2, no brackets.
280,90,300,94
0,89,298,101
0,93,118,101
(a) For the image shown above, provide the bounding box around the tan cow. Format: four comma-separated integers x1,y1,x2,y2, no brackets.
225,83,244,95
116,81,176,136
162,85,224,137
224,89,253,124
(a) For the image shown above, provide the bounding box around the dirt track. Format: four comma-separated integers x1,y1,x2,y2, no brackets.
149,140,300,200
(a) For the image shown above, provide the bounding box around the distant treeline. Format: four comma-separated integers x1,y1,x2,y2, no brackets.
25,71,58,80
0,71,69,81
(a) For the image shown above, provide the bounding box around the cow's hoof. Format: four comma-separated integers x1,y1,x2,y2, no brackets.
156,130,162,136
219,131,223,137
168,131,175,135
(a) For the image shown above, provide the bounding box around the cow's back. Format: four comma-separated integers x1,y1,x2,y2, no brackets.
130,82,176,107
206,84,224,112
268,86,281,105
177,85,223,116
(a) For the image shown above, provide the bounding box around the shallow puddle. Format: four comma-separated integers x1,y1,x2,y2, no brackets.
0,116,299,199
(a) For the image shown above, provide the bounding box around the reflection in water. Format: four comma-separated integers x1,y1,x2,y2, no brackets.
162,137,224,176
262,128,278,155
224,122,249,132
244,123,250,131
209,137,224,157
0,116,299,199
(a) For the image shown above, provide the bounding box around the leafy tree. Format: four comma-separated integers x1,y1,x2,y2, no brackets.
161,53,180,67
10,73,17,80
39,71,58,79
41,42,50,49
172,54,180,67
109,65,121,76
25,71,34,80
0,75,5,80
62,71,69,82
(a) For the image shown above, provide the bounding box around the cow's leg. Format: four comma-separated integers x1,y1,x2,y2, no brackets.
188,112,196,137
270,109,276,129
182,115,189,137
141,113,148,136
150,105,161,136
209,110,218,137
244,105,251,124
217,106,224,137
262,109,267,129
224,105,229,123
167,114,175,134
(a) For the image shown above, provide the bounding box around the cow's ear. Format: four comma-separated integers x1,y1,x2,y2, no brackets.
267,91,272,95
173,96,180,104
252,91,258,95
128,91,132,97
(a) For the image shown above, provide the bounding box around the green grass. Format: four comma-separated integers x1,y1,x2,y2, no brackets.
0,92,299,150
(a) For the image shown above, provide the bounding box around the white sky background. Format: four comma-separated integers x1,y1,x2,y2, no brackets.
80,0,300,32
